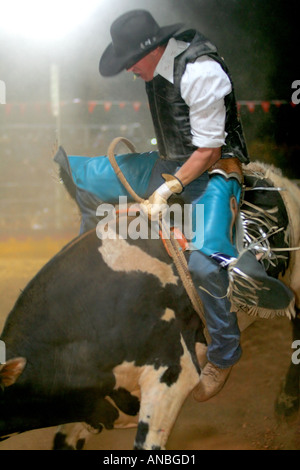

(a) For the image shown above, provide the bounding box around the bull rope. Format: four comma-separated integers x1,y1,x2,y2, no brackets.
107,137,210,343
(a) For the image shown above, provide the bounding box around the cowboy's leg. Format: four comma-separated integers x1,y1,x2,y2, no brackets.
188,250,241,368
54,147,159,233
188,158,294,401
180,160,243,401
183,165,242,367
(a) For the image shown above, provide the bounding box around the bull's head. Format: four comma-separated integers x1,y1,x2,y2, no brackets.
0,358,26,389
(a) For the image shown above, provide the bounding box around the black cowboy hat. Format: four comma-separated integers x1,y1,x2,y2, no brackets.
99,10,183,77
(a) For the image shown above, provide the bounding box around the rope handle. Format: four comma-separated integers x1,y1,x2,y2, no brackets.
107,137,144,203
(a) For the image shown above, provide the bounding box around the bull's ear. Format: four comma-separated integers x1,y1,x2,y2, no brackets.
0,357,26,387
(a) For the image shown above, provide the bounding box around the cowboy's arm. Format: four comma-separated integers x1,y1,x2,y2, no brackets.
175,146,221,186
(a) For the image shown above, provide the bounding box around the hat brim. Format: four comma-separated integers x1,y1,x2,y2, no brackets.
99,23,183,77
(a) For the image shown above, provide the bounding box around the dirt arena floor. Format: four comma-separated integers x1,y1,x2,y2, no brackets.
0,236,299,451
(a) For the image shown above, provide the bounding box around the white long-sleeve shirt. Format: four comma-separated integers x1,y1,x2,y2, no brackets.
154,38,232,149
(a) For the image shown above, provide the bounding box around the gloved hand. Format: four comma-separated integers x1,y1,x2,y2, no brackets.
140,174,184,220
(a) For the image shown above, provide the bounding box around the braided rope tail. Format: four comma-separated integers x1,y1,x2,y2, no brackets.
107,137,210,343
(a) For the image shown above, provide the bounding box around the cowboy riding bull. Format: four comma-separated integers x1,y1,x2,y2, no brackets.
69,8,298,401
1,9,299,449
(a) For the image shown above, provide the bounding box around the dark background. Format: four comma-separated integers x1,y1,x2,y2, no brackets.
0,0,299,235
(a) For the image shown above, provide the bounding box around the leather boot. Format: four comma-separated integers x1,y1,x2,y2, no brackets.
193,361,232,402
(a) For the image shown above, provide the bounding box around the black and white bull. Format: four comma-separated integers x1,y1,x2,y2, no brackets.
0,161,300,450
0,229,207,450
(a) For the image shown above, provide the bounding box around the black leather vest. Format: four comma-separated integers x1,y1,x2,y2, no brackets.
145,30,249,163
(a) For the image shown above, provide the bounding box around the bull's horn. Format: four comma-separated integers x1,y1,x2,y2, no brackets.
0,357,26,388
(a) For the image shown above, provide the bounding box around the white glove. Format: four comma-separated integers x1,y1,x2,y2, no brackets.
140,174,184,220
